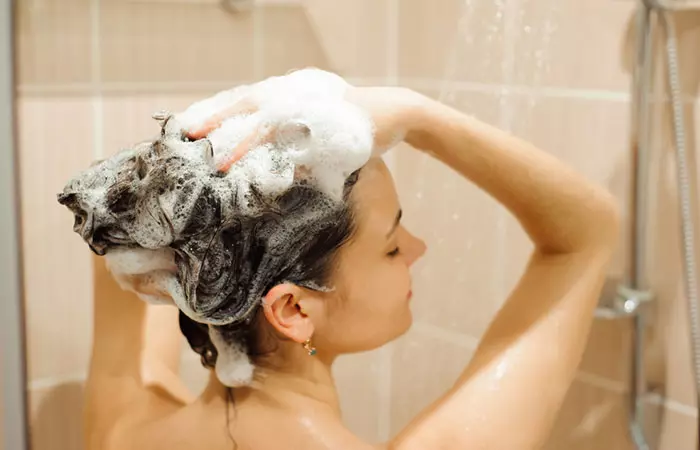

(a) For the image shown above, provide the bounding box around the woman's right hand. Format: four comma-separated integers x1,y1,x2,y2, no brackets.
185,83,429,157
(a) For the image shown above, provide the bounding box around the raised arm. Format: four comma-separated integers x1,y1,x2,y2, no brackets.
386,92,619,450
85,257,193,448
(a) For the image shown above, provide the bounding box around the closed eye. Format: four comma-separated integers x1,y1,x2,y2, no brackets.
386,209,403,238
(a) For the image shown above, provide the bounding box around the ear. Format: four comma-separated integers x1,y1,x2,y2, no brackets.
262,283,315,343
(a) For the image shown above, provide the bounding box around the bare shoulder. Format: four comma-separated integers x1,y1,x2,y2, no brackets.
107,394,381,450
225,401,381,450
91,385,188,450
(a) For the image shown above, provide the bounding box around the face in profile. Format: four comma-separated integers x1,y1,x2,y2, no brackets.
309,158,427,355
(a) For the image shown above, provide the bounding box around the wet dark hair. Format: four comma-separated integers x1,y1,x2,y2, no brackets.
57,133,363,362
178,169,361,369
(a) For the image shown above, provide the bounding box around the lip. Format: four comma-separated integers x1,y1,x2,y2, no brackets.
407,290,413,300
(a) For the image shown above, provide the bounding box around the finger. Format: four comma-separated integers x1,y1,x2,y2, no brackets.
186,99,258,140
216,124,279,174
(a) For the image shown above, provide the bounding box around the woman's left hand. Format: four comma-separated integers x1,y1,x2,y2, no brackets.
343,85,427,155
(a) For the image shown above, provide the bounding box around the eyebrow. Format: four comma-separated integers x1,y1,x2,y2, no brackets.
386,209,403,238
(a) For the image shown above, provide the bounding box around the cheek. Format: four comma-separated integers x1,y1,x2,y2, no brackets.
366,263,413,340
357,261,413,318
330,263,413,324
320,255,414,351
384,263,412,302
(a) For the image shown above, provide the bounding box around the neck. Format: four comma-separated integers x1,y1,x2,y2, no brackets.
201,347,341,417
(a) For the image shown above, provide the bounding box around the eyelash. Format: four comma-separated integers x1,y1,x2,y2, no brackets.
387,247,401,257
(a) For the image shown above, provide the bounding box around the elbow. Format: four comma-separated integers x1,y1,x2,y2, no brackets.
597,190,622,247
537,189,622,257
582,189,622,255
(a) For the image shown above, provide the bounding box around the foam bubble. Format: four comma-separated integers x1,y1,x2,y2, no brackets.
210,327,254,387
179,69,373,202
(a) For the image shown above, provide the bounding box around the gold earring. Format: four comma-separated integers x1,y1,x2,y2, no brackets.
302,339,317,356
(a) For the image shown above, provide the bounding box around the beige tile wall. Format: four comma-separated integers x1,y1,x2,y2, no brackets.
392,1,698,449
16,0,699,449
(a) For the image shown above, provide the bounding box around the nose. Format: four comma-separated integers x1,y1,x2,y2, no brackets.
402,228,427,266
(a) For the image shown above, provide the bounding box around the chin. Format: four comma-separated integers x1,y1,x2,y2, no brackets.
361,315,413,352
391,308,413,340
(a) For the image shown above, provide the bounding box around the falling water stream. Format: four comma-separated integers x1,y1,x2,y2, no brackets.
410,0,560,328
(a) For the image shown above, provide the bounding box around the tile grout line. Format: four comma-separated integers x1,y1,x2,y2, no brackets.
436,0,464,101
645,392,699,418
494,0,521,302
376,1,400,442
22,78,700,105
381,0,400,177
412,322,480,351
29,373,87,391
412,324,699,419
386,0,399,87
253,3,264,80
575,370,628,394
17,80,635,102
15,78,387,95
90,0,103,160
500,0,520,131
403,78,634,102
27,368,698,420
376,344,393,442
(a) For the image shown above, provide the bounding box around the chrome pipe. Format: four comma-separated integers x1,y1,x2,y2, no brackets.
631,1,654,289
0,0,30,448
627,2,700,449
658,11,700,445
625,3,655,449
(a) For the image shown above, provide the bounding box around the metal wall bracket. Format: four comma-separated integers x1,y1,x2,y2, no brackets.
596,284,654,320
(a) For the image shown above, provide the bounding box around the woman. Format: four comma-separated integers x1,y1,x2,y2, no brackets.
83,83,619,450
